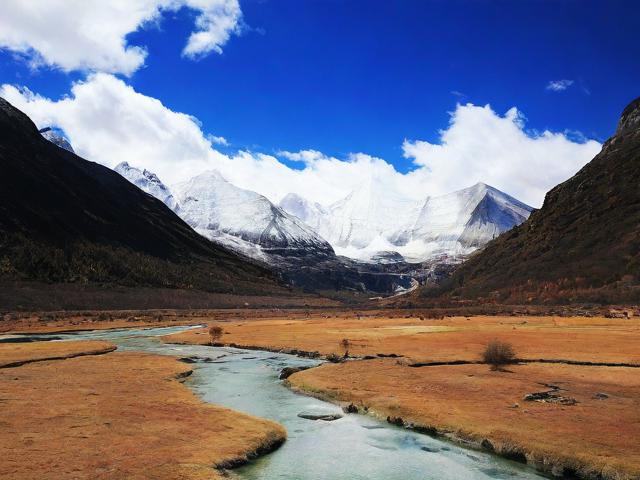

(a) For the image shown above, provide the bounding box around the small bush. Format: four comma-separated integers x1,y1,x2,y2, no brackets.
208,325,224,344
326,353,343,363
482,340,516,370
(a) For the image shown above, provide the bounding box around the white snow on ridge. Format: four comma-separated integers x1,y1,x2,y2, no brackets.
112,160,532,266
316,176,424,250
115,162,178,211
39,127,74,153
280,181,533,263
174,170,334,258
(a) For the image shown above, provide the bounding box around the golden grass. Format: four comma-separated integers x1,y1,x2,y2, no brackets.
165,314,640,364
163,312,640,479
0,340,116,368
0,343,286,480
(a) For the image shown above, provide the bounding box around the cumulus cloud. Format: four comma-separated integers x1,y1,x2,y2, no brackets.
546,79,574,92
402,103,601,206
0,0,243,75
1,74,217,182
1,76,601,208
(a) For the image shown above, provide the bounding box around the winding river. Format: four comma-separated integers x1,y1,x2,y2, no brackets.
58,326,548,480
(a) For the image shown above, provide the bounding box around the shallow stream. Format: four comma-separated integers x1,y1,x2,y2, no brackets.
56,326,547,480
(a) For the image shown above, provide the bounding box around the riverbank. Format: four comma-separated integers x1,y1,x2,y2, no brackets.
0,340,286,479
162,313,640,479
287,359,640,480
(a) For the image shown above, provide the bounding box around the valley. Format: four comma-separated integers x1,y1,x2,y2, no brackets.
0,9,638,480
2,310,639,480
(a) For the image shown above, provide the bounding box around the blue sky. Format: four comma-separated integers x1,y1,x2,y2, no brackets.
0,1,636,206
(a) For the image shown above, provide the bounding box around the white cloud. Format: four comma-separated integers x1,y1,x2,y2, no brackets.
402,103,601,206
546,79,574,92
0,0,242,75
182,0,243,59
1,76,601,209
208,134,229,146
1,74,216,182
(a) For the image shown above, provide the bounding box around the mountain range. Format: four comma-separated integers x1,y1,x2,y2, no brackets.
279,181,533,263
31,119,532,294
108,155,532,268
4,92,637,305
107,158,532,293
108,165,415,293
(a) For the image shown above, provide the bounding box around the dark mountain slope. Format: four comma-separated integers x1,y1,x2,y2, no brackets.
0,97,283,296
417,96,640,305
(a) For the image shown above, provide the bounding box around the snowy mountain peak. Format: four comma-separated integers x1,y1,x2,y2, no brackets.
280,182,532,263
114,162,178,211
39,127,74,153
408,182,533,259
279,193,329,232
176,170,334,259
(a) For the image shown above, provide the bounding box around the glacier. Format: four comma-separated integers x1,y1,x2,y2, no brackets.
280,181,533,263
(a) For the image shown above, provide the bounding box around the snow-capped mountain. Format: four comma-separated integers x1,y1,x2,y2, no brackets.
39,127,74,153
107,162,412,292
175,170,334,261
278,193,331,236
404,182,532,260
320,177,424,251
280,182,533,263
109,159,530,291
114,162,178,211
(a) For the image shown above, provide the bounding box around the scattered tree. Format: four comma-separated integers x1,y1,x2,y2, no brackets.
482,340,516,370
208,325,224,345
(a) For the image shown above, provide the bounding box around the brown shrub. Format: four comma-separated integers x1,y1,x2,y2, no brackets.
482,340,516,370
208,325,224,344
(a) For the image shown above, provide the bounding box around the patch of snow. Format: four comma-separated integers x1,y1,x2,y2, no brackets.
39,127,74,153
114,162,178,211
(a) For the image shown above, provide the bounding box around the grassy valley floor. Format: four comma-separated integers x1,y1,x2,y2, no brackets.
0,340,286,480
162,311,640,479
2,309,639,479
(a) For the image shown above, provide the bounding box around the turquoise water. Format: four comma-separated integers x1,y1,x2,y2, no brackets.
56,326,547,480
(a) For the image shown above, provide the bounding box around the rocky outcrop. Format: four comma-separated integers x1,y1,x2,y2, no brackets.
297,411,343,421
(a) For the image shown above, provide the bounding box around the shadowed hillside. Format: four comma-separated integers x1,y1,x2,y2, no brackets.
413,96,640,305
0,97,289,304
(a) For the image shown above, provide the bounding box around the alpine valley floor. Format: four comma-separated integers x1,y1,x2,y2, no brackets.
2,309,639,480
0,336,286,480
163,310,640,480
